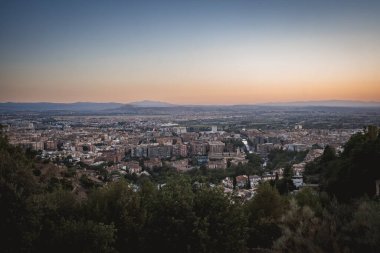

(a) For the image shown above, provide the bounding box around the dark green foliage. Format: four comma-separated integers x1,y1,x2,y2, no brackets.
144,176,196,252
295,187,323,216
191,187,247,253
304,146,336,183
275,196,380,253
305,128,380,201
47,219,116,253
79,174,96,188
84,180,146,252
275,165,295,194
223,138,244,151
0,133,39,252
267,149,308,170
341,199,380,253
246,183,286,249
33,168,42,176
63,167,76,177
186,161,261,185
246,153,263,167
148,163,178,184
275,178,295,195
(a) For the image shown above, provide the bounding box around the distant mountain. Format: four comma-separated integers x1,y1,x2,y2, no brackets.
128,100,177,107
0,102,123,112
1,100,379,113
256,100,380,107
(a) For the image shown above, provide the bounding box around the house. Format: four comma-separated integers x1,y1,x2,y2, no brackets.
207,159,227,169
292,175,304,188
236,175,248,189
144,158,162,169
126,161,142,174
261,174,276,182
171,159,191,172
249,175,261,188
222,177,234,189
273,168,284,179
292,162,306,175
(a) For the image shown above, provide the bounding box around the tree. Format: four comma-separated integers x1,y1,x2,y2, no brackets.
46,219,116,253
341,199,380,253
274,199,326,253
275,165,295,195
322,131,380,201
0,133,39,252
305,129,380,201
143,175,196,253
246,183,286,249
246,153,263,167
84,180,146,252
295,187,323,216
191,187,247,253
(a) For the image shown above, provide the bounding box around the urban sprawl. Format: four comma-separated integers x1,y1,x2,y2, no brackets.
0,112,364,200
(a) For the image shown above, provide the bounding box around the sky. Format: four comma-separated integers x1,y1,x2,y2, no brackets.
1,0,380,105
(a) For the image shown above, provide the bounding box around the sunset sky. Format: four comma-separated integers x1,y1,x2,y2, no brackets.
1,0,380,104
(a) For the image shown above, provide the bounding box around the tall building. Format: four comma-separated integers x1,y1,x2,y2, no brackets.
190,141,208,155
208,141,225,154
172,143,188,157
148,145,172,158
132,144,148,158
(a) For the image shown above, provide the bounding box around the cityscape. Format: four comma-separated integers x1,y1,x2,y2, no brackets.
1,103,377,200
1,0,380,253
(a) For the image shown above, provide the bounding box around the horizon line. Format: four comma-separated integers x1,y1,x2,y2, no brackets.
1,99,380,106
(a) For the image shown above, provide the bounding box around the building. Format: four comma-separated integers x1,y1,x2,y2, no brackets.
18,141,44,151
44,140,57,151
173,126,187,134
147,144,172,159
126,161,142,174
222,177,234,189
181,132,199,142
172,143,188,157
171,159,190,172
100,150,124,163
287,143,308,152
207,159,227,169
292,162,306,175
155,137,174,145
261,174,276,181
230,157,249,166
208,141,225,154
131,144,148,158
144,158,162,169
236,175,248,189
191,141,208,155
292,175,304,188
256,143,275,156
249,175,261,188
193,155,208,166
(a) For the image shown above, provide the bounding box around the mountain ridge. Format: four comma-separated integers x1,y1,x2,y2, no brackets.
0,100,379,112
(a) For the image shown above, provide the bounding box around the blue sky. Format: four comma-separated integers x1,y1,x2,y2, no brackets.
1,0,380,104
